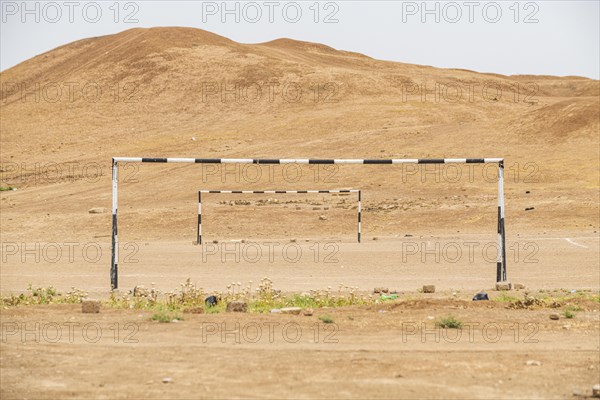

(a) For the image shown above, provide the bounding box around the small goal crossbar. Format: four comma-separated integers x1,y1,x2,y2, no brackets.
197,189,362,245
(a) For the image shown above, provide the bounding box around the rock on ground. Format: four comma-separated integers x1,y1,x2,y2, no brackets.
226,301,247,312
280,307,302,315
495,282,512,291
82,300,100,313
422,285,435,293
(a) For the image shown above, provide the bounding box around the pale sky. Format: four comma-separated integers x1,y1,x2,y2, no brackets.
1,0,599,78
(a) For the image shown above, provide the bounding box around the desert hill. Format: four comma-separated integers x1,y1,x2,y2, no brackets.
0,27,598,243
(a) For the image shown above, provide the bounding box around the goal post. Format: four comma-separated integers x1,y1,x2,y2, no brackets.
197,189,362,245
110,157,506,289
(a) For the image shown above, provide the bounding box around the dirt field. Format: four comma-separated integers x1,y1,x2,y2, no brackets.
2,295,599,399
1,233,599,399
0,234,598,296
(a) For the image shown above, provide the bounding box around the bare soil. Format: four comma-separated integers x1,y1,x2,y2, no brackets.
1,297,599,399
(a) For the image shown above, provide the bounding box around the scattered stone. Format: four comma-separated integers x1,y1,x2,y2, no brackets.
404,234,413,237
495,282,512,291
514,283,526,290
508,295,546,310
593,384,600,398
270,309,281,313
88,207,107,214
525,191,530,194
572,389,582,397
280,307,302,315
374,287,389,294
290,238,297,243
562,324,571,330
313,207,321,210
472,292,489,301
525,207,535,211
295,206,301,210
133,285,149,297
549,313,560,320
82,300,100,313
422,285,435,293
212,240,219,244
526,360,541,366
162,377,173,384
303,308,314,316
183,307,204,314
324,207,329,210
205,295,219,307
372,237,378,241
241,239,246,243
319,215,327,220
226,301,247,312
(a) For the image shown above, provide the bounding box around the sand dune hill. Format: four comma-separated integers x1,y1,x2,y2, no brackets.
0,27,598,241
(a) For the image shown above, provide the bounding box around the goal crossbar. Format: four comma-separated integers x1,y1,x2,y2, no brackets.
197,189,362,245
111,157,506,289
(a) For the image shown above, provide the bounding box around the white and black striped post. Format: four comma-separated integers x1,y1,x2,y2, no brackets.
497,160,507,283
197,189,361,244
111,157,506,289
196,190,205,245
110,158,118,290
357,190,361,243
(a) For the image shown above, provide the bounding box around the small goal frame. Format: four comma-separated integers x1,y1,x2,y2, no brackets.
111,157,506,289
197,189,362,245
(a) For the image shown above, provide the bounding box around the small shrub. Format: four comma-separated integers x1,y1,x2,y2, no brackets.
494,293,519,302
151,309,182,323
319,315,334,324
564,309,575,319
205,303,226,314
436,316,463,329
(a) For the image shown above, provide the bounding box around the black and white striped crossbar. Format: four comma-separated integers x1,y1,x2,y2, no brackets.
113,157,503,164
197,189,362,245
200,189,360,194
110,157,506,290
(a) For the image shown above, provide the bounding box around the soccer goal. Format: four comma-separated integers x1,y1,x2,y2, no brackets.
110,157,506,289
197,189,362,245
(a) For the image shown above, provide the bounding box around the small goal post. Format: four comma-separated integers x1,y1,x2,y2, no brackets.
111,157,506,289
197,189,362,245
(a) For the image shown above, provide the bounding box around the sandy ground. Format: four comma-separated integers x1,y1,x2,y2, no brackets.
1,232,598,398
1,298,599,399
1,234,598,296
